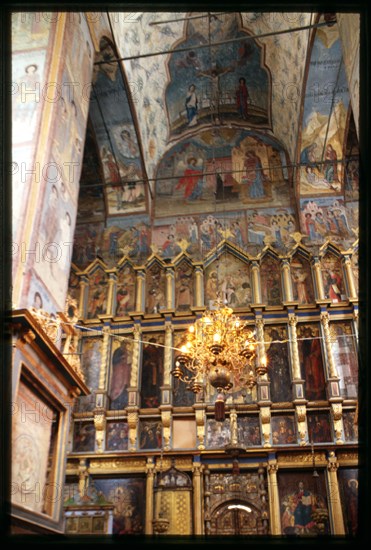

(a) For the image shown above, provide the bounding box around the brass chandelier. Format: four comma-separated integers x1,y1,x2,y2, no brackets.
171,296,267,420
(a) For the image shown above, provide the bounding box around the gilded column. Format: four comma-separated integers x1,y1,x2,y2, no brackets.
267,461,281,534
135,270,145,312
130,323,141,389
163,322,173,387
320,312,339,379
326,452,345,534
165,268,174,310
106,271,117,316
204,467,211,535
282,260,293,302
255,317,267,376
256,317,270,401
288,314,301,380
98,326,110,391
251,261,262,304
194,265,204,307
145,457,155,534
192,461,203,535
343,256,357,300
312,257,326,300
79,275,88,317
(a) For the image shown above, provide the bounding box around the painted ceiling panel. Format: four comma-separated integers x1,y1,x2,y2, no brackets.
110,11,312,181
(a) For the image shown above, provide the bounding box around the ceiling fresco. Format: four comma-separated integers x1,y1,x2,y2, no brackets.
112,11,312,179
165,13,271,137
154,127,291,218
87,37,148,218
74,11,359,264
298,22,350,196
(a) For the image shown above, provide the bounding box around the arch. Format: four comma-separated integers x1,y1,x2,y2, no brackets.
209,498,264,535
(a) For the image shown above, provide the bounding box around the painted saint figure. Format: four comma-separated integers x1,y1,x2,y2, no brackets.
241,151,266,200
299,326,326,401
175,157,204,200
236,77,249,119
324,144,339,183
185,84,198,127
109,342,131,409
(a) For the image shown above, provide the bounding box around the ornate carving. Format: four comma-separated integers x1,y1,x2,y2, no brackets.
78,458,89,497
288,314,298,327
337,451,358,462
94,411,106,453
331,402,343,421
267,462,278,475
64,296,80,323
130,325,141,387
89,458,146,470
29,307,60,343
194,408,205,450
327,461,338,473
296,405,306,423
260,406,271,447
277,452,326,463
296,403,308,443
127,410,138,451
255,318,264,330
21,328,36,344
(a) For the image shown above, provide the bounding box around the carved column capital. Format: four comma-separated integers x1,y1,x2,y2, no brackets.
288,313,298,327
267,462,278,475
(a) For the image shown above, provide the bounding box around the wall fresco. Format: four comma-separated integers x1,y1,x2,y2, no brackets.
300,197,356,249
89,38,147,217
155,129,290,218
299,23,350,197
166,13,270,136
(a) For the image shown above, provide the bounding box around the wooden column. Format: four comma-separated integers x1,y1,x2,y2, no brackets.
145,457,155,534
282,260,293,302
343,255,357,300
313,257,325,300
106,270,117,316
267,460,281,534
194,266,204,307
192,461,203,535
135,270,145,312
326,452,345,534
288,313,301,380
251,261,262,304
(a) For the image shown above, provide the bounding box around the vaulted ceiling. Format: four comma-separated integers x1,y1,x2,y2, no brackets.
75,11,358,267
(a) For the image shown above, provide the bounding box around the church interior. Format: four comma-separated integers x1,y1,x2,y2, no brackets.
8,8,366,541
